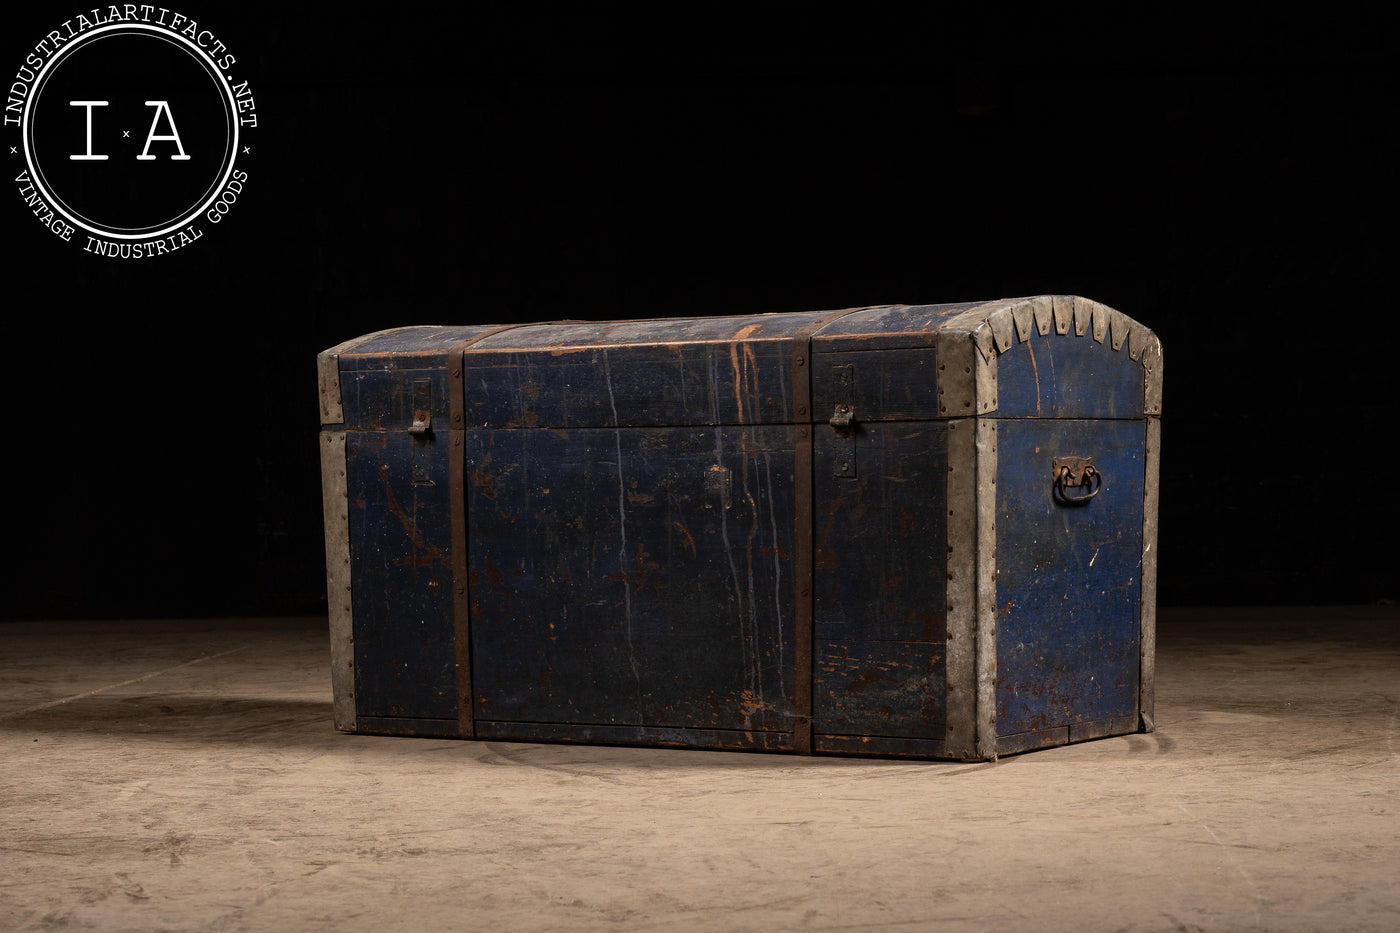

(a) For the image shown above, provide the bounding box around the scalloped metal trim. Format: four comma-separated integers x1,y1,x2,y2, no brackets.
965,296,1163,417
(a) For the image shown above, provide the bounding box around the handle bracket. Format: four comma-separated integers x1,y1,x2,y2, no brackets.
1052,456,1101,506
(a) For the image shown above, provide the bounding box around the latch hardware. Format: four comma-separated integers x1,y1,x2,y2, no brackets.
830,363,857,479
410,378,434,485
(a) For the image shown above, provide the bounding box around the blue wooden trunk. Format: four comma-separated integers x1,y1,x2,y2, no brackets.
318,296,1162,759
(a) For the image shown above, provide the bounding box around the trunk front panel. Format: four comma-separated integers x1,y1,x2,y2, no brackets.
466,425,798,737
812,420,950,741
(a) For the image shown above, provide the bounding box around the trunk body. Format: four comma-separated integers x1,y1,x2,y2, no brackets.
318,296,1162,760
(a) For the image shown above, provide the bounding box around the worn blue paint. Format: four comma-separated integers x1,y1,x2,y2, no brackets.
811,348,944,422
467,424,797,735
328,301,1156,757
995,329,1146,420
993,418,1145,738
463,343,795,430
344,365,459,721
813,421,949,740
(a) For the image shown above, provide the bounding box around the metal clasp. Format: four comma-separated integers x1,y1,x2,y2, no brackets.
829,404,857,478
829,404,858,477
828,363,858,479
410,378,434,484
829,404,855,436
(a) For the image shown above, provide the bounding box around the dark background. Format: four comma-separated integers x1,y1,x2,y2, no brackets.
3,5,1391,620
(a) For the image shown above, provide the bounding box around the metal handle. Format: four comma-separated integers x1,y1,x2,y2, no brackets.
1052,457,1101,506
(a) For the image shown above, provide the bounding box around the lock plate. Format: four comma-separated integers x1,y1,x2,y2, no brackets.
830,364,856,478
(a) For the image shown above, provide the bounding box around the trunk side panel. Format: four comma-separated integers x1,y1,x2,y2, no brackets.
993,418,1145,738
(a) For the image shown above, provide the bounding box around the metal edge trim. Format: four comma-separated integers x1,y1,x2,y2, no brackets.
975,418,999,760
979,297,1162,418
989,308,1016,353
1032,299,1053,336
1010,302,1034,344
320,429,356,732
937,305,1005,414
1073,296,1093,337
943,417,978,760
1091,302,1109,343
934,323,984,418
1139,416,1161,732
1143,335,1164,416
1052,295,1073,335
316,347,349,426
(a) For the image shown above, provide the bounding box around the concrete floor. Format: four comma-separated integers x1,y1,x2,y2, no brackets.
1,608,1396,933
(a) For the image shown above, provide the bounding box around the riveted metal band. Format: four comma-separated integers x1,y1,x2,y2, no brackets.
1140,415,1162,731
936,307,999,416
320,429,355,732
944,416,999,760
943,418,977,759
973,418,999,759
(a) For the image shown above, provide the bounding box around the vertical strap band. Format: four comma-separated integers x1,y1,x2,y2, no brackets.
789,306,885,754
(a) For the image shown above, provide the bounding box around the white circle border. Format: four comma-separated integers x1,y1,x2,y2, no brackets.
20,22,241,241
